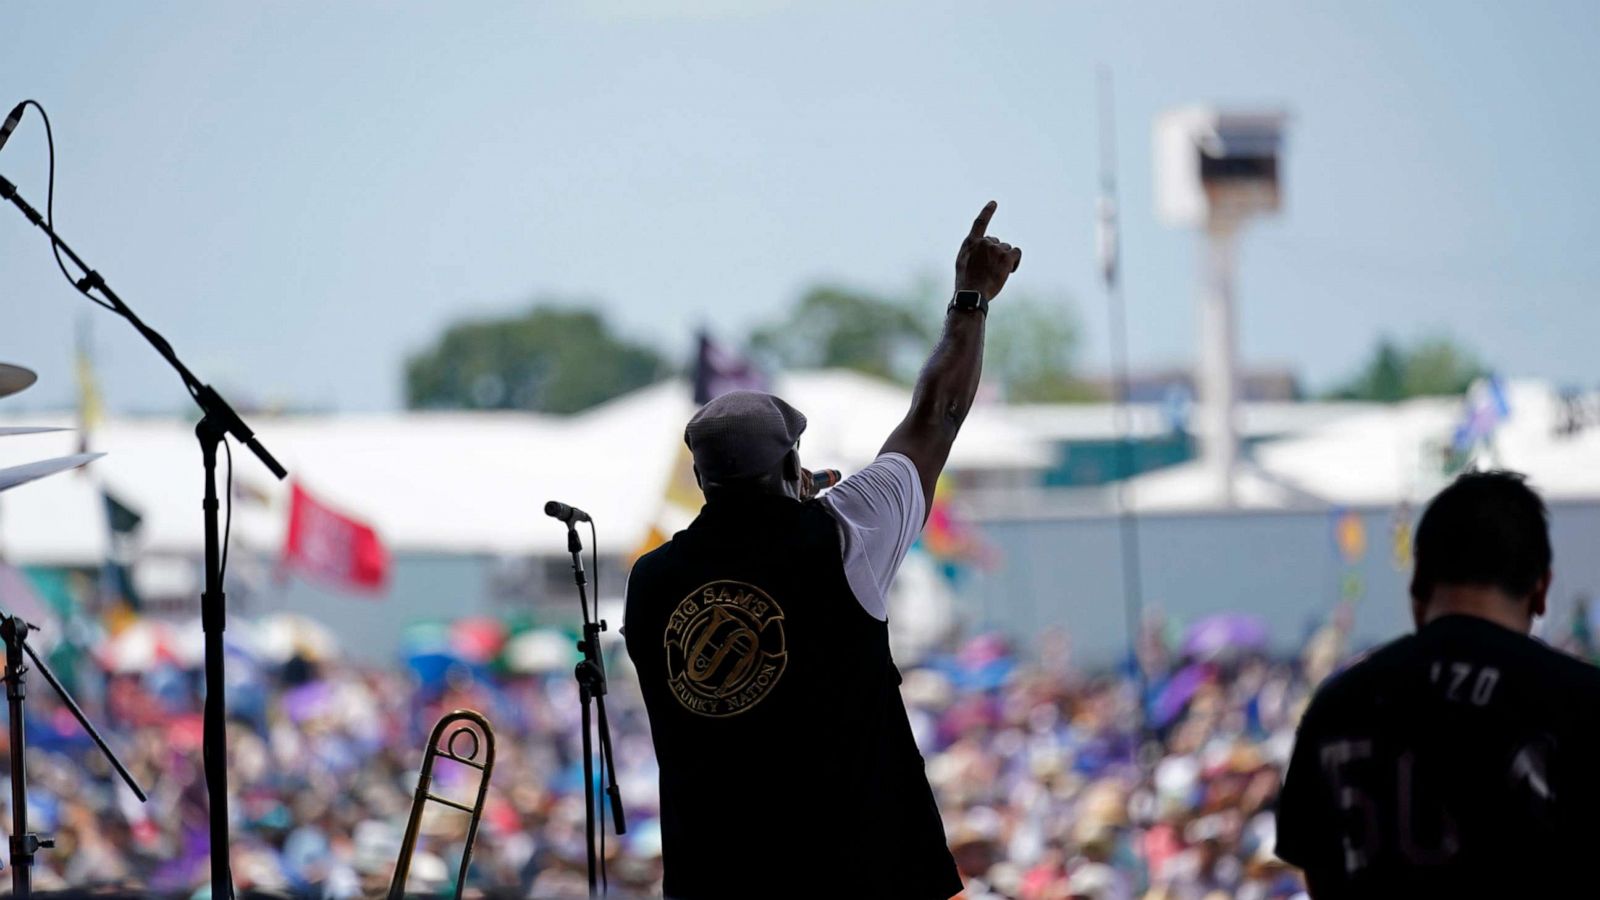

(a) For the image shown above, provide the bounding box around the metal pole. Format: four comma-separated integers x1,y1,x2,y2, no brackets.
4,618,33,899
1198,219,1241,507
17,638,147,803
566,526,600,896
1,615,143,900
1,171,281,900
579,679,597,895
1098,68,1148,725
197,418,233,897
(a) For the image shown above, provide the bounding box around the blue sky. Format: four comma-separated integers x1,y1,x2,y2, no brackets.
3,1,1596,412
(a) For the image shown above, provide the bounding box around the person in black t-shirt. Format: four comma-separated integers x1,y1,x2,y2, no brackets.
1277,471,1600,897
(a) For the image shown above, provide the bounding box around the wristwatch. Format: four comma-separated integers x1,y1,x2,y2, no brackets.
948,289,989,317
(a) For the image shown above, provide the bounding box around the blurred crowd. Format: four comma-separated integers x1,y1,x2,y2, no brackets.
0,604,1383,898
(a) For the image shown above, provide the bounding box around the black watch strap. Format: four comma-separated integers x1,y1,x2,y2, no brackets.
948,289,989,316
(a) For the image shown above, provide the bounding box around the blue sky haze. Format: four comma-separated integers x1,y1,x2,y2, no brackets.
2,1,1596,411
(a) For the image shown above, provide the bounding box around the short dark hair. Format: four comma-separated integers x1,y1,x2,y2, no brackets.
1410,470,1552,602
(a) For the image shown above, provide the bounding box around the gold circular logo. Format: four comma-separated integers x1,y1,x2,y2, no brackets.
664,580,787,718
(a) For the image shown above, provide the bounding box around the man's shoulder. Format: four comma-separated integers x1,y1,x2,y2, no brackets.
627,540,679,590
1427,616,1600,695
636,538,675,565
822,454,923,513
1302,634,1418,720
802,495,848,530
1303,625,1600,724
1528,637,1600,695
1328,633,1418,687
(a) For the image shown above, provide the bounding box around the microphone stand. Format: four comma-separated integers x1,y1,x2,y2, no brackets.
2,615,148,899
1,174,286,899
561,521,626,895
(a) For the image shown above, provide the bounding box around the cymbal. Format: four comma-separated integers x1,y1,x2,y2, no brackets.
0,427,71,438
0,452,104,493
0,364,38,400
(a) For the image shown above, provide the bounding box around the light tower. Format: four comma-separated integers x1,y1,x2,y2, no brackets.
1155,107,1287,507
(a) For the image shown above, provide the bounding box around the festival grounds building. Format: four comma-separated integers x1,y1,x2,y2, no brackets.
4,370,1600,668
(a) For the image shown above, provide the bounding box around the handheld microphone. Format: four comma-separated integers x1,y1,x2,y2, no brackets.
811,469,842,490
545,500,592,524
0,103,26,155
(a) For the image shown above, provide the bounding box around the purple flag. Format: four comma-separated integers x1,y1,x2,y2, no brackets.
693,331,767,406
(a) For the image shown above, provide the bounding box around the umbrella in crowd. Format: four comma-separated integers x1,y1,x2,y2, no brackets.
95,618,199,673
504,628,578,674
257,612,340,664
1182,612,1270,661
450,615,508,664
1152,663,1212,727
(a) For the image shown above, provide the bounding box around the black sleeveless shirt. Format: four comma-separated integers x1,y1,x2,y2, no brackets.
624,493,962,900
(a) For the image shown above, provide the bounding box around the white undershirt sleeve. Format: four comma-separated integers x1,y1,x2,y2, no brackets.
818,452,926,621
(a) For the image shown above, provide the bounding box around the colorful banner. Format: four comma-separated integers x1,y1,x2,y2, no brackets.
1452,374,1510,456
75,315,104,457
282,482,389,594
919,476,996,582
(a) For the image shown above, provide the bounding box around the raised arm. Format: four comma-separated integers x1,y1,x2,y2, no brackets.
881,201,1021,517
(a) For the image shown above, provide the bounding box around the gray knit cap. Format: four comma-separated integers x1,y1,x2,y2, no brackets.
684,390,807,481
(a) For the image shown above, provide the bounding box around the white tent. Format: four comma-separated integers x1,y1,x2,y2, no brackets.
1126,381,1600,511
12,372,1588,565
0,370,1054,565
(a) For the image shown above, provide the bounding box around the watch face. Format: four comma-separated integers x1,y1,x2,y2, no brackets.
954,290,982,309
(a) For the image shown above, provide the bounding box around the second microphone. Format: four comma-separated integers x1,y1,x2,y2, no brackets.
544,500,591,524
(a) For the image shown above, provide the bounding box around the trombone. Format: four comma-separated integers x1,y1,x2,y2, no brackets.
388,709,497,899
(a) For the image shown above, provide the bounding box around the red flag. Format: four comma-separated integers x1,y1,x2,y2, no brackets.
282,482,389,594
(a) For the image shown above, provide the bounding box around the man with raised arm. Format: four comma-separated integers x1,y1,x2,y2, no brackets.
624,202,1020,899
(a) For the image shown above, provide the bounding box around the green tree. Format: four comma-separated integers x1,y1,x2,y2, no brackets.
404,303,668,413
749,282,1094,400
982,292,1100,403
1328,335,1486,402
748,285,935,383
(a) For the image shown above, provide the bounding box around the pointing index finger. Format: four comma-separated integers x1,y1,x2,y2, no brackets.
969,200,997,240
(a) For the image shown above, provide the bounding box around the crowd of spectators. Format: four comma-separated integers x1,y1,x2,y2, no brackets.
0,605,1386,898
